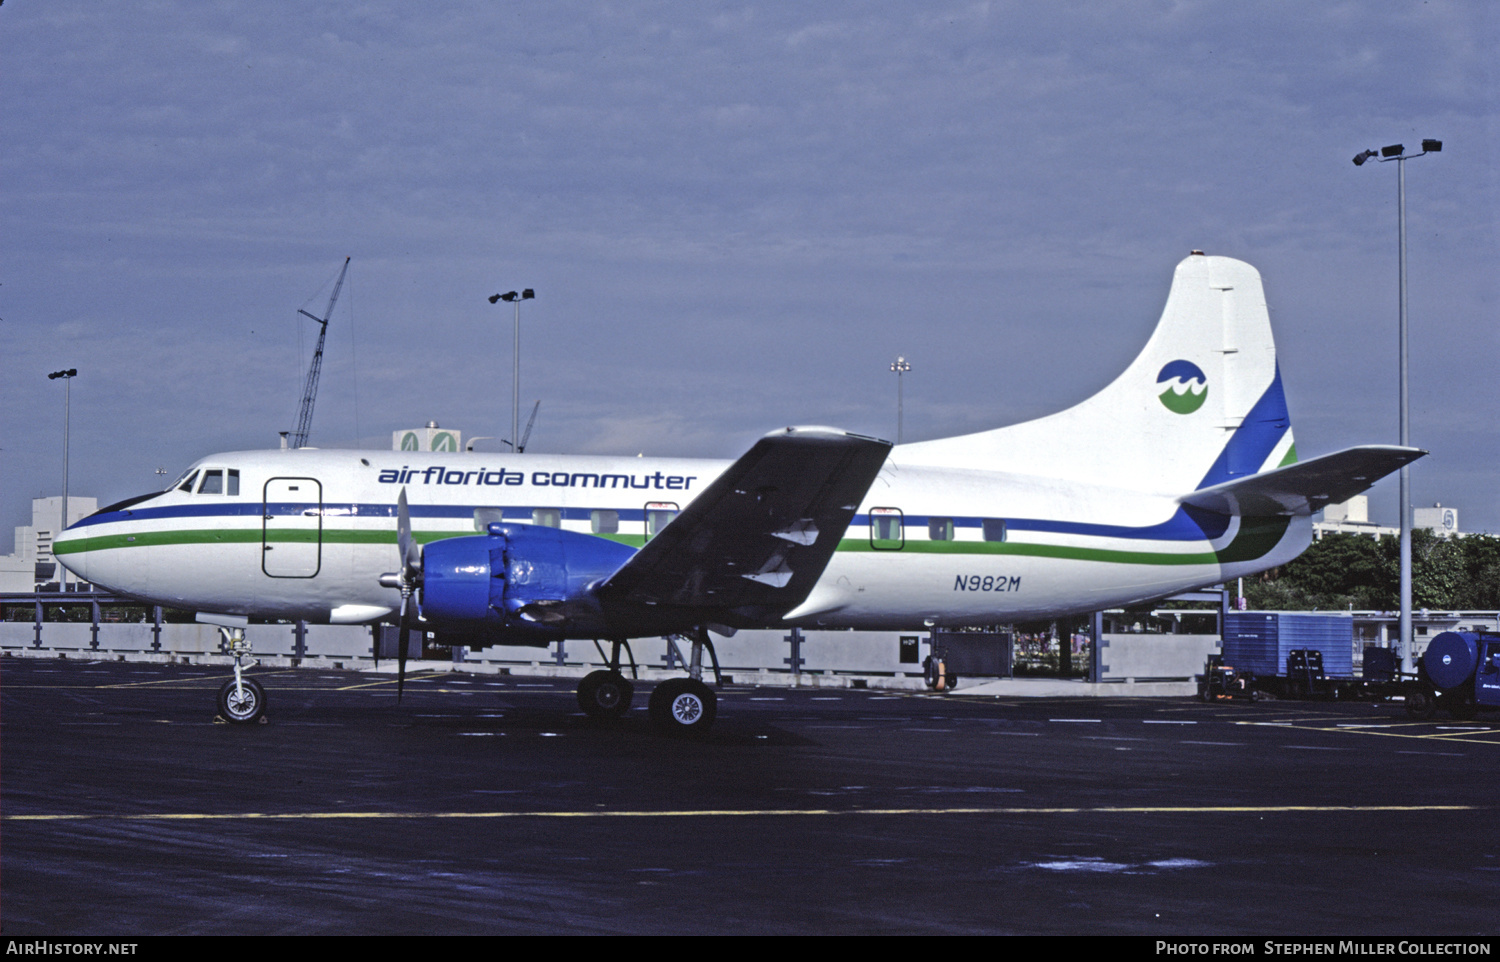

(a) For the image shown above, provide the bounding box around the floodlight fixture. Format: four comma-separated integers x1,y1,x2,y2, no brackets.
890,356,911,444
1421,139,1442,153
1381,144,1404,158
1352,149,1378,166
489,287,536,452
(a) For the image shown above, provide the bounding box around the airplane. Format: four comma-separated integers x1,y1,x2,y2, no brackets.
53,253,1423,735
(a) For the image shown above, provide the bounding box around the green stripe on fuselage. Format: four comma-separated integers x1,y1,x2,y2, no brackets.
54,516,1290,567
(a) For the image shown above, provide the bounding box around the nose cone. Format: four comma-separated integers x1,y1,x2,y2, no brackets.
53,527,92,582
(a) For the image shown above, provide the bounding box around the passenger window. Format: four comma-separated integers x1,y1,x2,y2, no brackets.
199,470,223,495
645,502,679,541
870,507,904,550
982,518,1007,542
928,517,954,541
591,509,619,535
474,508,504,532
177,470,199,493
532,508,561,528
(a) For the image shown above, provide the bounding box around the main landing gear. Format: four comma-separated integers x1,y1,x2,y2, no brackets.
649,677,716,734
216,627,267,724
647,628,721,737
574,629,723,736
577,638,638,720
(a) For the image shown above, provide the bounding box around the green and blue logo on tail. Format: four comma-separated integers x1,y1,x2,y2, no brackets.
1157,360,1207,414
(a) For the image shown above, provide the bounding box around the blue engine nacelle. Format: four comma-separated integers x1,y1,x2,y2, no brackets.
418,523,637,643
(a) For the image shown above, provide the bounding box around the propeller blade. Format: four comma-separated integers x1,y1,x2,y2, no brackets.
391,487,421,703
397,488,415,578
397,592,410,703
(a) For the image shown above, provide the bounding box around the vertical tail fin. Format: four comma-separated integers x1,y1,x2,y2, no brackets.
899,253,1295,493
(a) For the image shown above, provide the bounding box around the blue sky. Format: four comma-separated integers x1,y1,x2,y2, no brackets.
3,1,1495,538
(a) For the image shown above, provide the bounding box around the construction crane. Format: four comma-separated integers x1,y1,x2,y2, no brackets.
288,257,350,450
467,403,542,453
508,400,541,453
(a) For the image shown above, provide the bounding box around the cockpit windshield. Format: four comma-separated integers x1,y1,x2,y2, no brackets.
171,467,240,495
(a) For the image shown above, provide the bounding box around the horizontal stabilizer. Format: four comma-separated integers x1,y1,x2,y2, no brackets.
1178,445,1425,518
599,427,892,616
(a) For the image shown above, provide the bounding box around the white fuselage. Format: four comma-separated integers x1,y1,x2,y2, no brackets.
55,446,1309,633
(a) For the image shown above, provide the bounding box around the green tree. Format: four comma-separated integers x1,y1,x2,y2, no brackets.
1245,532,1394,610
1410,530,1466,609
1455,534,1500,609
1246,530,1500,612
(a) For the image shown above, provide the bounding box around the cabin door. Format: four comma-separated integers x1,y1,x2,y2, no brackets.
263,477,323,578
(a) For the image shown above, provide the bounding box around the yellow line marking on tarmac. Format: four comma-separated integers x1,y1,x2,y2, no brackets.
1236,719,1500,746
1425,729,1500,740
5,804,1484,823
95,670,298,690
9,670,535,694
333,680,571,695
331,673,451,692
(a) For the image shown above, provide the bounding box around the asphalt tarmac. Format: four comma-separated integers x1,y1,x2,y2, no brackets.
2,657,1497,936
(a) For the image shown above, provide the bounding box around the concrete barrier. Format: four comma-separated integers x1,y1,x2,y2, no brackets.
1098,633,1219,682
1,614,1205,696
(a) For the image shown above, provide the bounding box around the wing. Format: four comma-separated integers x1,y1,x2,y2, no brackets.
1178,444,1425,517
598,426,891,627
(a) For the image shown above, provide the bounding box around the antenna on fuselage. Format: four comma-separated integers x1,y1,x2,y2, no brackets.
288,257,350,450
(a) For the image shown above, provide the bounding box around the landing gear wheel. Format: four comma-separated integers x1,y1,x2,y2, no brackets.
577,670,634,719
217,677,266,724
1405,688,1436,719
648,678,717,736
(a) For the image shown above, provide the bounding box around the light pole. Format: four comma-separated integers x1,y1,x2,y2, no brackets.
487,288,535,452
890,356,911,444
1353,138,1441,675
47,368,77,590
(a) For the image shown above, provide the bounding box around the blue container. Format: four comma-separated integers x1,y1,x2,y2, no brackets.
1423,632,1480,691
1223,612,1355,679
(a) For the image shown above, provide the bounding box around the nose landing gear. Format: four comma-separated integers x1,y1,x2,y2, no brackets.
215,626,267,724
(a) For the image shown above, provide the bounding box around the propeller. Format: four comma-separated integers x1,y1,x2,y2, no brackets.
378,488,423,702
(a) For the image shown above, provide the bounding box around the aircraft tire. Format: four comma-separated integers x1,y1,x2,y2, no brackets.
648,678,716,736
577,670,634,719
217,677,266,724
